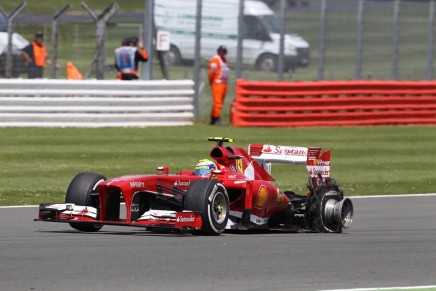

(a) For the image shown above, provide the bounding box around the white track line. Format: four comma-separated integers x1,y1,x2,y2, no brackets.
349,193,436,199
1,193,436,209
319,285,436,291
0,205,39,209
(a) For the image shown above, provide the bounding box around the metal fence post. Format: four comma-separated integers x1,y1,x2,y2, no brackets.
143,0,154,80
355,0,365,80
82,2,119,80
236,0,244,80
427,0,435,80
51,5,71,79
193,0,202,119
317,0,327,81
278,0,287,81
4,2,27,79
392,0,401,80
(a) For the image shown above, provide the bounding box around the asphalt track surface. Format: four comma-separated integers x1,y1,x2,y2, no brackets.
1,195,435,291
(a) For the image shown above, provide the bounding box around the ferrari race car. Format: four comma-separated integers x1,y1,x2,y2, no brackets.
35,137,353,235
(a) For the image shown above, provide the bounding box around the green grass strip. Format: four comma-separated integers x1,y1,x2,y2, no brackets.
1,125,436,206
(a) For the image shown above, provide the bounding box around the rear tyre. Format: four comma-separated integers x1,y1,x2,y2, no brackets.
307,178,350,233
184,180,229,235
65,173,106,232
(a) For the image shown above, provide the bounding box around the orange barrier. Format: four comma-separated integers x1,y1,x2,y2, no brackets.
231,79,436,127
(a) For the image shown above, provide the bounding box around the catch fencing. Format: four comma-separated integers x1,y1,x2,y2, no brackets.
0,79,194,127
231,79,436,127
1,0,435,82
2,0,436,124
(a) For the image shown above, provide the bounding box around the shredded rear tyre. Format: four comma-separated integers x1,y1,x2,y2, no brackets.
306,178,353,233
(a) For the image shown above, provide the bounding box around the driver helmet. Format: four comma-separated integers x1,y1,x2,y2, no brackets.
194,159,216,176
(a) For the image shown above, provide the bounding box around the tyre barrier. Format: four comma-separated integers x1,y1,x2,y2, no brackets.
0,79,194,127
231,79,436,127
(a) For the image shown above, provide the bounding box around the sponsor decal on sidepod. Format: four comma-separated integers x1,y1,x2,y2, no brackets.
174,180,190,187
130,181,144,188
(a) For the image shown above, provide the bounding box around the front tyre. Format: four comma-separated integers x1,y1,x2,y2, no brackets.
65,173,106,232
184,180,229,235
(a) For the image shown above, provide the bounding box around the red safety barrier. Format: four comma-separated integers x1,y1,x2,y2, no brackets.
231,79,436,127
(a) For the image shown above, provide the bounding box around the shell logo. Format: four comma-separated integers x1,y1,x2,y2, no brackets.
236,159,244,173
254,185,268,209
275,193,285,206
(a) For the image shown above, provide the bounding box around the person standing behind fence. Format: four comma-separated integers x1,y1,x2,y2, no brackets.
21,31,49,79
114,37,148,80
208,45,229,125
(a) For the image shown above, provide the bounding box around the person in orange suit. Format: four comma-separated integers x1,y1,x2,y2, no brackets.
21,31,49,79
208,45,229,125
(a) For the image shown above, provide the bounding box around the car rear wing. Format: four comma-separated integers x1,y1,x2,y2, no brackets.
248,144,330,178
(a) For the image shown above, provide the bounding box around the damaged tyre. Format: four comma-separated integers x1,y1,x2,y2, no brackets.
307,180,353,233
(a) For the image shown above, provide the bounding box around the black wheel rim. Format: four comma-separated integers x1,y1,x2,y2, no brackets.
212,192,228,224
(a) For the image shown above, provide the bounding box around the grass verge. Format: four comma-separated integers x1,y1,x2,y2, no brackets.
1,125,435,206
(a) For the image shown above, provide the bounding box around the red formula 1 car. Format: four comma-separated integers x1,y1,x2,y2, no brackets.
36,137,353,235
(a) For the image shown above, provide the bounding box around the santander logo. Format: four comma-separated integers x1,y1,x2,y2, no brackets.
176,216,195,222
263,145,272,153
174,180,190,187
263,145,306,156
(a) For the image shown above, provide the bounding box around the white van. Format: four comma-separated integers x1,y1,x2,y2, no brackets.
154,0,310,71
0,31,29,77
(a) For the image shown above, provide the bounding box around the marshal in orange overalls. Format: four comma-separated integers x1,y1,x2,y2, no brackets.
208,46,229,125
20,31,48,79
